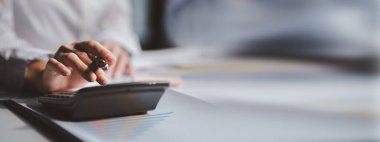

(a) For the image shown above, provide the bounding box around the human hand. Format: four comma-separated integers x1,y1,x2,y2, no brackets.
26,40,116,93
102,42,133,78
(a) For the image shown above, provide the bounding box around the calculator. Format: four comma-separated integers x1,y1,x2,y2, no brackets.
38,82,169,121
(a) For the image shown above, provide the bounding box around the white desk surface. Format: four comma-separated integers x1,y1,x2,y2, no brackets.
135,48,379,117
0,103,48,142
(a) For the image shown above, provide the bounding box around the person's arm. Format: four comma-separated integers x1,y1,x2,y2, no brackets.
0,1,113,93
95,0,141,56
0,0,51,92
94,0,142,77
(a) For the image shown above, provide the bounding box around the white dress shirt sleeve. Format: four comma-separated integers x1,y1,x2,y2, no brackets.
0,0,51,92
95,0,142,56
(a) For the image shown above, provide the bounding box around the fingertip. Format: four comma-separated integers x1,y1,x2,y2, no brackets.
63,69,71,76
89,73,96,82
101,80,108,85
106,54,117,65
99,80,108,85
61,66,71,76
124,66,133,76
96,75,108,85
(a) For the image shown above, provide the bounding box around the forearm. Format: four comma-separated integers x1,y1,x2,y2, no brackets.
95,0,141,56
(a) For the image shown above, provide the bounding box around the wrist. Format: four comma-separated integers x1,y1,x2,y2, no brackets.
25,60,46,93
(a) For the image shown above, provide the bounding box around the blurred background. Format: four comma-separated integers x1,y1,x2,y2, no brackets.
126,1,379,140
131,0,379,73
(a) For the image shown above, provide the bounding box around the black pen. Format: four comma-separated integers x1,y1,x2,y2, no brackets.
3,99,82,142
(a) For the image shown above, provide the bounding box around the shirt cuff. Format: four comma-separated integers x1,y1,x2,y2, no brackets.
0,54,50,93
0,57,28,92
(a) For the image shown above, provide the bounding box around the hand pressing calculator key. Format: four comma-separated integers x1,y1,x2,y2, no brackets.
38,82,169,121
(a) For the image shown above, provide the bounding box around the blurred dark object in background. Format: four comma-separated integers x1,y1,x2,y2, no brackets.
231,33,378,73
133,0,379,73
132,0,173,50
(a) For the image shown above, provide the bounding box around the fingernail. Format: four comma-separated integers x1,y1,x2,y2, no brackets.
89,73,96,82
97,76,108,85
101,79,108,85
64,70,71,76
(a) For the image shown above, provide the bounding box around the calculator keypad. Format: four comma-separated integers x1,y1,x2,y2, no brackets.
38,93,75,105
